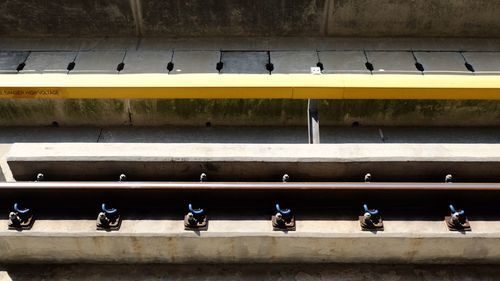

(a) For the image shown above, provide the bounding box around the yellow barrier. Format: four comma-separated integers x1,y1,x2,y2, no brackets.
0,73,499,99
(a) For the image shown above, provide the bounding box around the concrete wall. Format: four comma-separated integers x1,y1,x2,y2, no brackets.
1,99,500,127
1,0,500,37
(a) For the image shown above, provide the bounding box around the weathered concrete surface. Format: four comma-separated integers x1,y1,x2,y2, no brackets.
170,51,220,74
462,52,500,74
0,0,136,37
21,52,76,74
220,52,269,74
5,37,500,52
318,51,369,74
366,51,420,74
2,1,500,37
0,219,500,263
121,51,172,74
414,52,470,74
2,264,500,281
2,99,500,127
8,143,500,181
0,99,130,126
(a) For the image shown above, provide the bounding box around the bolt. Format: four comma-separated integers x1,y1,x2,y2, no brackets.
445,174,453,183
282,174,290,183
364,173,372,183
200,173,207,182
275,212,284,225
8,212,19,224
119,174,127,182
36,173,44,182
98,212,109,225
187,212,197,225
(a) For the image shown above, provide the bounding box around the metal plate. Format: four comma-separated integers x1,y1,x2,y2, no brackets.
220,52,269,74
21,52,76,73
366,51,420,74
171,51,220,74
318,51,369,74
271,51,319,74
462,52,500,74
72,51,126,74
413,52,470,74
0,52,29,73
96,215,122,231
8,215,34,230
272,215,296,231
359,216,384,231
445,216,471,231
121,51,173,74
184,214,208,230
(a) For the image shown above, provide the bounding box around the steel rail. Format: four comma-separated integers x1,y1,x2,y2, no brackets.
2,181,500,191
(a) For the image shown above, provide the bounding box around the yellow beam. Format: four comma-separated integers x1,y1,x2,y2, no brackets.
0,73,499,99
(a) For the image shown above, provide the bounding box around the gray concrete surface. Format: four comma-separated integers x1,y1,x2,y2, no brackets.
71,51,125,74
220,52,269,74
8,143,500,181
414,52,470,75
462,52,500,74
2,264,500,280
0,52,28,73
121,51,172,74
271,52,319,74
20,52,76,74
170,51,220,74
366,51,420,74
2,1,500,37
318,51,369,74
2,37,499,76
2,126,500,181
0,219,500,263
5,37,500,52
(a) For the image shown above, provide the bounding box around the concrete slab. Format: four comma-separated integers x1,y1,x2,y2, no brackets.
120,51,172,74
2,264,500,281
220,52,269,74
414,52,470,74
20,52,76,73
0,128,100,144
71,51,125,74
140,0,325,37
0,52,29,73
381,127,500,144
99,126,307,143
8,143,500,181
270,51,318,74
0,0,136,37
171,51,220,74
318,51,369,74
321,127,383,143
462,52,500,74
366,51,420,74
0,218,499,263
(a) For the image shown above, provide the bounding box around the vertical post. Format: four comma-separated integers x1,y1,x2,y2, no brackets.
308,99,320,144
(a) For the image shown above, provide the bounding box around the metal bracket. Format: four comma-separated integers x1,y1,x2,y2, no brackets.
96,203,121,231
8,203,34,230
445,204,471,231
184,204,208,231
272,204,296,231
359,204,384,231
